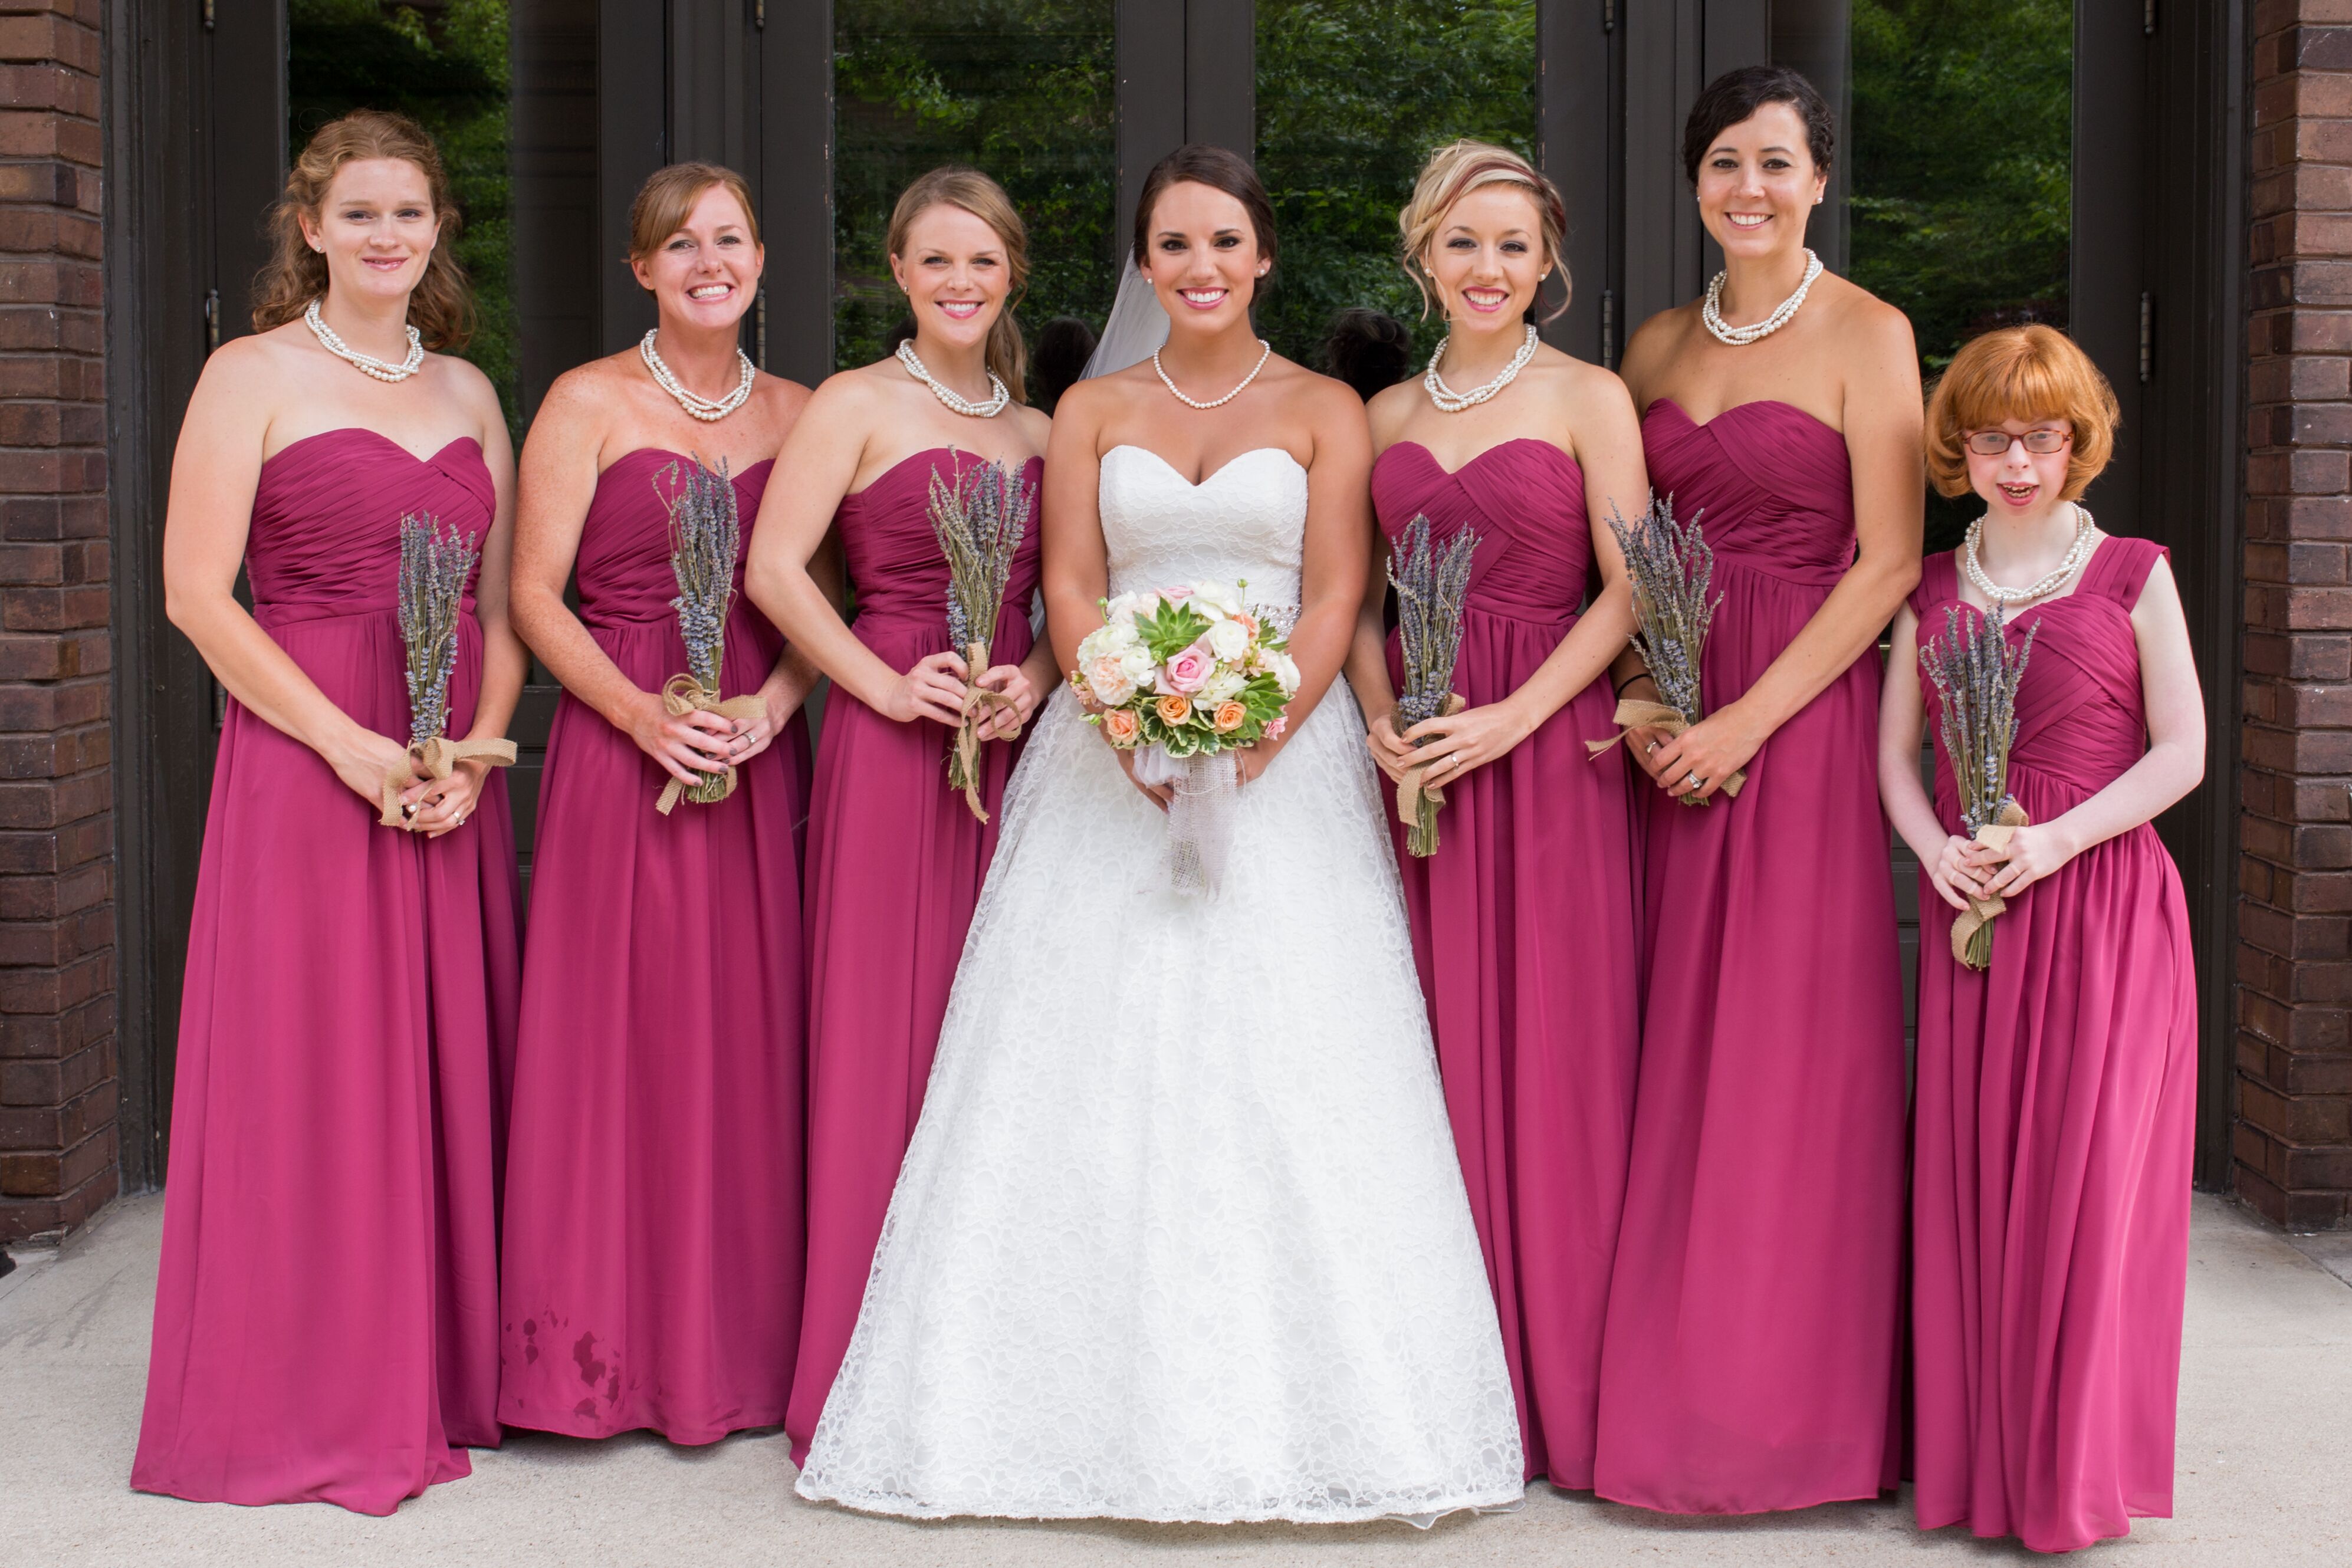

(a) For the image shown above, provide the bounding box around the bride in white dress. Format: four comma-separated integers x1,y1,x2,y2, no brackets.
795,146,1523,1525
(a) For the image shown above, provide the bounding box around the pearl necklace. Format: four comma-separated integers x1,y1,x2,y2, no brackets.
1963,505,2096,607
896,340,1009,418
304,298,423,383
1424,323,1539,413
1701,249,1824,347
1154,340,1272,410
639,330,755,422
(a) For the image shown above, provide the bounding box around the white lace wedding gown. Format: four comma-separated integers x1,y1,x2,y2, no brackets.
794,445,1523,1524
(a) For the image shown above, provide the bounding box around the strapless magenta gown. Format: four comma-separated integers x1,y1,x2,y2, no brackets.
133,430,522,1514
1908,542,2197,1553
1371,439,1640,1488
1594,400,1906,1513
498,452,812,1443
787,448,1043,1458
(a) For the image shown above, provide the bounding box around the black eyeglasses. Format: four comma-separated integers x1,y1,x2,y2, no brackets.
1965,428,2072,457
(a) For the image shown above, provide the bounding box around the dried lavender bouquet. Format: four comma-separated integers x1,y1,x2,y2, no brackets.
1921,600,2038,969
1388,512,1479,856
1591,496,1745,805
379,511,515,828
658,455,764,814
929,453,1035,823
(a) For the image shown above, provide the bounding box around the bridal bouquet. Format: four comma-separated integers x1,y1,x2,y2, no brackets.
656,455,764,814
1072,581,1300,893
1588,495,1745,805
379,511,516,828
1388,512,1479,857
1921,600,2038,970
929,453,1036,822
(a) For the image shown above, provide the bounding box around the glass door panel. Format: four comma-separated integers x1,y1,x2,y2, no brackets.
1254,0,1538,369
289,0,520,442
833,0,1118,378
1847,0,2073,554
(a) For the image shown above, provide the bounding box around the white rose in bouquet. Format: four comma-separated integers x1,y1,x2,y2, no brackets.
1204,616,1249,661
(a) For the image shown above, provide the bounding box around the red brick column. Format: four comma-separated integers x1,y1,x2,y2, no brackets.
0,0,113,1244
2241,1,2352,1231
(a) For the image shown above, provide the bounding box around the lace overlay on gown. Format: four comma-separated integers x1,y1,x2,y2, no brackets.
794,445,1525,1524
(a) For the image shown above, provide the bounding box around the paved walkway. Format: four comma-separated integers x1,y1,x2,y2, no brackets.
4,1192,2348,1567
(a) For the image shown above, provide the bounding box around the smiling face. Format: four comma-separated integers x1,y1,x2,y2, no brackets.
1966,418,2075,520
1694,100,1825,262
889,202,1010,353
1424,183,1548,334
632,181,763,330
300,156,439,307
1139,180,1267,336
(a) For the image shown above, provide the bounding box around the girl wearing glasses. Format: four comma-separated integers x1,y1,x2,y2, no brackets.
1880,324,2203,1552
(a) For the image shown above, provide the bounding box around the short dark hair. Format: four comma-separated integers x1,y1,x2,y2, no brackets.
1321,308,1411,402
1681,65,1835,185
1132,144,1279,271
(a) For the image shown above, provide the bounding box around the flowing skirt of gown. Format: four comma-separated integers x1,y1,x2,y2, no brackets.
794,673,1525,1523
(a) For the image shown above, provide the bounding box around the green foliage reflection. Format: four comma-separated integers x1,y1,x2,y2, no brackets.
1256,0,1536,371
1849,0,2071,550
834,1,1118,378
288,0,518,442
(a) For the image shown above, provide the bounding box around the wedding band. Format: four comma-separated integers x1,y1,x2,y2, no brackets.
1683,771,1703,790
1645,740,1660,755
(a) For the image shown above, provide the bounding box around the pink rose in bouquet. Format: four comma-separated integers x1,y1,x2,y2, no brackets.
1158,639,1216,695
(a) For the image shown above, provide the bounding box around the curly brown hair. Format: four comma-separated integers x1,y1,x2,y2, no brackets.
250,109,474,350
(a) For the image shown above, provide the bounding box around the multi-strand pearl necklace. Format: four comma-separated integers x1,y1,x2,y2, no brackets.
1155,340,1272,410
304,298,423,382
1424,323,1539,413
896,340,1009,418
1963,505,2097,607
1701,248,1824,347
640,330,755,422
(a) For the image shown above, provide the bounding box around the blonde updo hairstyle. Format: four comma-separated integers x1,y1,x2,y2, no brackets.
1399,140,1570,323
251,109,474,349
628,162,763,269
888,166,1030,405
1924,324,2119,502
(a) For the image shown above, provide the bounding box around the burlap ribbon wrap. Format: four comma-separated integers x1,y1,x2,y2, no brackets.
949,639,1021,823
655,672,766,816
1394,694,1466,852
1585,696,1749,803
379,735,518,828
1951,799,2031,969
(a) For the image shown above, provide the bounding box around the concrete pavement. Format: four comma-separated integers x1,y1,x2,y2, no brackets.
4,1192,2347,1567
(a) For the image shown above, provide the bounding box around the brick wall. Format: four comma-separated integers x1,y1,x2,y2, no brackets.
2241,0,2352,1231
0,0,114,1245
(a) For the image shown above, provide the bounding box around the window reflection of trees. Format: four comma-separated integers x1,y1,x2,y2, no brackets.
833,0,1117,380
289,0,518,441
1256,0,1537,374
1849,0,2071,548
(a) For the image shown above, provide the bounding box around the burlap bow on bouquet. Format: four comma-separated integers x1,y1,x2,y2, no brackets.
1921,600,2038,970
1388,513,1479,857
1585,497,1745,804
379,512,515,827
928,453,1036,822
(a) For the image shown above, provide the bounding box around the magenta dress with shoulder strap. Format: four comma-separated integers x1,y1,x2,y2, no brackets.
1908,540,2197,1553
498,451,812,1444
133,429,522,1514
787,448,1043,1459
1594,399,1906,1513
1370,439,1640,1488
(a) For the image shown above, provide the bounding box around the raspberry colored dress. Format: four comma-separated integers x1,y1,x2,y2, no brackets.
133,429,522,1514
787,448,1043,1459
1908,541,2197,1553
1594,399,1906,1513
498,451,812,1444
1371,439,1640,1488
